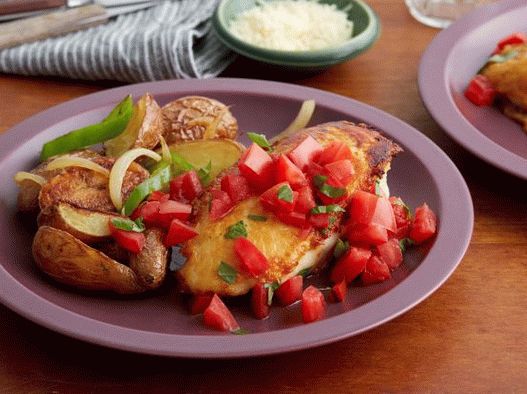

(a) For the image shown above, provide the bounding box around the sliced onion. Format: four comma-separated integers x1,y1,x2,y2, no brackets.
271,100,316,143
159,135,172,164
45,156,110,176
109,148,162,210
14,171,46,186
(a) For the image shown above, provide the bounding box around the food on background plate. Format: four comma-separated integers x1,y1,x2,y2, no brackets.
465,32,527,134
14,93,437,333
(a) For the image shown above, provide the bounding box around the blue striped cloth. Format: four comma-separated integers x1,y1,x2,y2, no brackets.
0,0,234,82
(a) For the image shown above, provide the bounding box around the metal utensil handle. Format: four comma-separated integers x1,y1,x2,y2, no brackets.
0,0,66,15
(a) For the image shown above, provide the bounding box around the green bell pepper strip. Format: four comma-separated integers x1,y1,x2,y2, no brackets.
40,95,133,161
122,162,172,216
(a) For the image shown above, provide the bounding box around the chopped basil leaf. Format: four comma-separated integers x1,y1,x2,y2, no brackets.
320,228,329,237
232,328,250,335
198,161,212,185
313,174,328,188
264,282,279,305
333,239,349,259
298,268,312,278
488,50,518,64
329,216,336,226
110,217,145,233
310,204,345,214
277,184,293,203
248,214,267,222
225,220,248,239
218,261,237,284
247,132,273,151
399,238,414,253
318,183,345,199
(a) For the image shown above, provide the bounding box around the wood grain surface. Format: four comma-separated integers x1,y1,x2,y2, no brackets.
0,1,526,392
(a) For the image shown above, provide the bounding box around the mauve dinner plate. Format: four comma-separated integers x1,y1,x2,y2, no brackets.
419,0,527,180
0,79,472,358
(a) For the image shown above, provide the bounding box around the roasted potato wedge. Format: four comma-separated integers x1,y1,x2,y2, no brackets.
37,203,120,244
129,228,168,289
105,93,165,158
169,139,245,180
162,96,238,143
33,226,146,294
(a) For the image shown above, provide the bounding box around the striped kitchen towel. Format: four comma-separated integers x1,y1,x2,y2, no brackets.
0,0,234,82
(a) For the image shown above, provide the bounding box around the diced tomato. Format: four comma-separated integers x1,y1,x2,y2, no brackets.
109,222,145,254
157,200,192,228
210,189,233,221
409,203,437,244
275,276,303,306
203,294,240,332
190,293,213,315
306,161,325,180
260,182,297,213
298,226,314,239
164,218,198,247
221,173,251,204
324,159,355,186
309,213,330,229
301,286,326,323
288,135,323,171
251,283,270,320
233,237,269,277
348,191,396,233
329,280,347,303
170,171,202,202
276,211,310,228
464,75,496,106
389,196,411,239
275,154,308,189
238,143,275,190
148,191,170,202
316,141,353,166
295,186,316,214
362,255,391,285
330,246,371,283
316,176,349,205
375,238,403,269
496,32,527,51
131,200,160,225
345,223,388,246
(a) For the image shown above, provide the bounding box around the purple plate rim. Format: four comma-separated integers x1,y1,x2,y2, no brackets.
0,78,473,358
418,0,527,180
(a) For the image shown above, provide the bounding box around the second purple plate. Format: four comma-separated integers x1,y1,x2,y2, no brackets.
0,78,472,358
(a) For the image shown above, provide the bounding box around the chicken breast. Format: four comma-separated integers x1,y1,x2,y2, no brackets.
177,121,402,296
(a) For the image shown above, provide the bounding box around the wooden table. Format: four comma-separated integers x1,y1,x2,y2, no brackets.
1,1,526,392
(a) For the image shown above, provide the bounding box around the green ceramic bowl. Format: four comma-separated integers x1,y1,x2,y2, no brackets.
213,0,380,70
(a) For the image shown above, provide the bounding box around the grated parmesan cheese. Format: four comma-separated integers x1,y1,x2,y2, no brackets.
228,0,354,52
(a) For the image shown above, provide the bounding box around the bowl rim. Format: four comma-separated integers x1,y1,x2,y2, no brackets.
212,0,380,67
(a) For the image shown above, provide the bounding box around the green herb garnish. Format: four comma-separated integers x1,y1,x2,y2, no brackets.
313,174,345,199
232,328,250,335
248,214,267,222
225,221,248,239
310,204,345,214
298,268,312,278
247,132,273,151
399,238,414,253
198,161,212,185
264,282,280,306
218,261,238,284
374,180,383,197
110,217,145,232
333,239,349,259
313,174,328,188
277,184,294,203
392,197,411,217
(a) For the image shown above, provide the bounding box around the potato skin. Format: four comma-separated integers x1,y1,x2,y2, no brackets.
32,226,146,294
133,93,165,150
162,96,238,143
128,228,168,289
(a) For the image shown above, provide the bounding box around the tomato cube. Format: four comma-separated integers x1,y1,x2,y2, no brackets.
251,283,270,320
345,223,388,246
390,196,411,239
288,135,323,171
276,211,310,228
375,238,403,269
203,294,240,332
308,213,330,229
295,186,316,214
362,256,391,285
221,173,251,203
348,191,397,233
170,171,202,202
275,275,303,306
496,32,527,51
330,246,371,283
157,200,192,228
131,200,160,225
148,191,170,202
275,154,308,189
330,280,347,303
233,237,269,277
324,159,355,187
238,143,275,190
260,182,297,213
164,219,198,247
464,75,496,106
190,293,213,315
316,141,353,166
210,189,233,221
301,286,326,323
409,203,437,244
109,222,145,254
